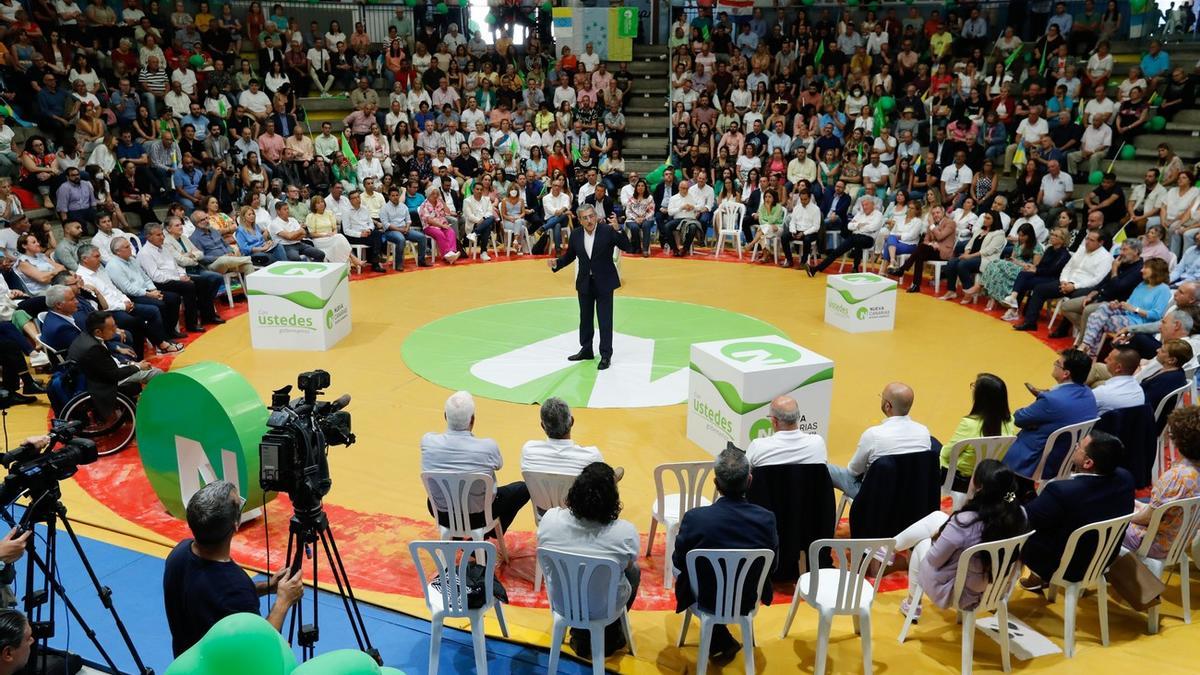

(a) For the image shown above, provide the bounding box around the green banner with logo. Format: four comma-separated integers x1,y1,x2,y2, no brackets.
616,7,638,38
136,362,274,519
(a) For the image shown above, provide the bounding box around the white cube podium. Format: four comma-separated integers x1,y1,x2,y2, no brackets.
246,261,352,351
687,335,834,455
825,272,897,333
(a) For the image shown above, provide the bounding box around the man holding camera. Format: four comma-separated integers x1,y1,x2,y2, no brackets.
163,481,303,657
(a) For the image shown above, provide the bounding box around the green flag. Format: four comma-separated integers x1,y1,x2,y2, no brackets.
340,133,358,168
872,100,886,137
572,145,581,162
1003,44,1024,70
1038,45,1048,76
701,25,710,41
617,7,638,38
814,41,825,68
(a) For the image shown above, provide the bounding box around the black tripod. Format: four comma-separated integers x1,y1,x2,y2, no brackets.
3,488,152,675
282,502,379,664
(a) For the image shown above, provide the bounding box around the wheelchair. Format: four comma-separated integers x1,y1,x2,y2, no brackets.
45,351,137,457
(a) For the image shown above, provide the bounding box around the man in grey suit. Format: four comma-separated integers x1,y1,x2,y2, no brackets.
420,391,530,533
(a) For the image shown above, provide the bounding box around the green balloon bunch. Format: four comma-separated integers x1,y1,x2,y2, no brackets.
166,615,409,675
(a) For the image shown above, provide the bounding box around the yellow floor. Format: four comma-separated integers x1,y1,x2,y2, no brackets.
10,257,1200,673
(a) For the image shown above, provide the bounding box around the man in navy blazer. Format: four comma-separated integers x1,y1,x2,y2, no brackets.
1021,431,1134,588
548,204,633,370
673,448,778,664
819,180,851,235
1004,349,1099,483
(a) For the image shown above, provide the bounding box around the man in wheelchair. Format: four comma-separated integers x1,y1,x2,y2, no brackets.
64,311,161,424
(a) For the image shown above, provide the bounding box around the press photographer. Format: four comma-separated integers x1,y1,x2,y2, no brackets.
162,481,303,658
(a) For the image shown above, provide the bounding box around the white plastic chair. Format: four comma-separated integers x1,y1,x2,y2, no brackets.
522,471,577,594
940,436,1017,510
503,226,530,257
1151,382,1191,479
750,234,780,264
898,531,1033,674
221,271,246,308
713,201,746,259
1135,495,1200,632
1045,512,1134,657
782,538,895,675
409,540,509,675
420,471,510,562
927,260,947,293
677,548,775,675
466,230,500,260
539,547,637,674
645,460,714,589
1031,418,1099,492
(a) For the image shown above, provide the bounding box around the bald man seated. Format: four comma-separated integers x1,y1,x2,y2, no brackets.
827,382,932,499
745,395,828,468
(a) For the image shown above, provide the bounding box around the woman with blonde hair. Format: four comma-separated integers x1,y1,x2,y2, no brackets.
304,196,363,268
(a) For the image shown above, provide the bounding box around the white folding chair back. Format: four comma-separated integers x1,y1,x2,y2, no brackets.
420,471,509,562
1152,383,1191,479
1184,362,1198,405
677,548,774,675
782,538,895,675
522,471,577,594
221,271,245,308
1046,512,1134,657
409,540,509,675
540,548,636,674
1032,418,1098,491
1136,495,1200,632
714,201,746,259
940,436,1017,510
646,460,714,589
898,531,1032,675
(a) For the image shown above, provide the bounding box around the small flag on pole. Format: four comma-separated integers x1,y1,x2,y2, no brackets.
1004,45,1024,70
815,41,825,68
340,133,358,168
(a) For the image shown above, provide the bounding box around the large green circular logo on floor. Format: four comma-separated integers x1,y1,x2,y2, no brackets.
401,297,784,408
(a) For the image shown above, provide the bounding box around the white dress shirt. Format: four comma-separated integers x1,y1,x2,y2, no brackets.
1092,374,1146,414
77,265,131,310
342,205,375,238
1061,246,1114,288
542,191,571,217
463,194,494,227
849,209,884,235
519,438,604,475
583,228,595,258
746,429,828,468
845,415,932,477
91,228,131,263
940,164,973,196
789,201,822,236
324,195,351,225
269,216,304,245
1011,214,1048,244
137,243,185,283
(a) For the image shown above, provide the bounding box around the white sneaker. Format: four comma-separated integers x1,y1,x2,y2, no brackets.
480,252,491,261
29,351,49,367
1002,309,1020,322
1001,293,1018,309
445,251,460,264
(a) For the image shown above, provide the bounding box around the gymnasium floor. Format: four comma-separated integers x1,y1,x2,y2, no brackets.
5,255,1200,673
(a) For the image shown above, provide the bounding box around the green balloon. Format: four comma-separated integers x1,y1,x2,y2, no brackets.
165,614,295,675
459,0,469,6
468,20,480,31
1131,0,1148,13
404,0,417,6
292,649,398,675
879,95,895,112
484,13,496,24
541,0,553,11
847,0,858,6
434,1,447,13
188,54,204,68
1149,115,1167,131
802,0,815,5
1088,170,1104,185
1119,144,1137,160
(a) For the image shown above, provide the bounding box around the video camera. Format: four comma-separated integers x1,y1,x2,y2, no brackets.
0,421,97,510
259,370,355,512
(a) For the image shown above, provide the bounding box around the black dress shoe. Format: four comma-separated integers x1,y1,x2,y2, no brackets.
567,350,595,361
167,331,188,340
187,324,206,333
805,264,816,278
205,316,226,325
906,284,920,293
598,357,611,370
1048,327,1071,339
1013,323,1037,331
1,392,36,406
22,379,46,395
371,263,386,273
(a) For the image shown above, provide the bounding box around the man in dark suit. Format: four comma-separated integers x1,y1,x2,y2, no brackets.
67,311,160,419
1003,349,1099,488
819,180,851,236
547,204,633,370
1020,430,1135,589
674,448,778,664
583,183,618,222
257,35,285,74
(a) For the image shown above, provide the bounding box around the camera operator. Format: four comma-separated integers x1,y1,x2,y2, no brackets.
162,481,303,658
0,610,33,675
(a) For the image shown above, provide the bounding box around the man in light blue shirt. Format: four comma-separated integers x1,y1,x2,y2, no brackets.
1140,40,1170,83
173,155,205,211
181,103,209,142
105,236,185,339
1048,2,1073,36
1171,233,1200,285
379,186,429,270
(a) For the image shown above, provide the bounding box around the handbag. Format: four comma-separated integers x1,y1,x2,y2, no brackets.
1107,551,1165,611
